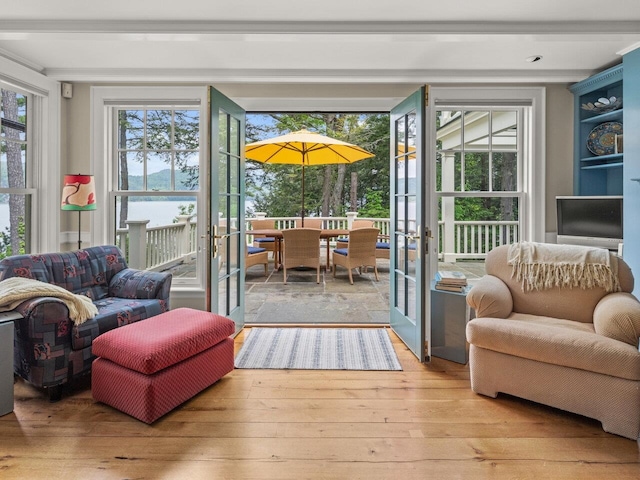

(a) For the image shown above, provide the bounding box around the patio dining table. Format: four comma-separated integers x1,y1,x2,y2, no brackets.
248,228,349,272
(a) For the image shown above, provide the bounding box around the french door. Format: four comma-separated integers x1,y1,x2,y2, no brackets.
389,86,432,362
208,87,246,334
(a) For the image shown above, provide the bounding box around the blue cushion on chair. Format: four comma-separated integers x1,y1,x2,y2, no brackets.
337,237,349,242
334,248,348,256
376,242,390,249
255,237,275,243
247,246,266,255
408,244,417,250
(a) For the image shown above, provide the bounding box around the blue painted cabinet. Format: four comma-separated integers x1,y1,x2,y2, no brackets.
622,49,640,296
570,64,623,196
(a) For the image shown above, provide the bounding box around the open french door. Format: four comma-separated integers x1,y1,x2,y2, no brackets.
208,87,246,335
389,86,433,362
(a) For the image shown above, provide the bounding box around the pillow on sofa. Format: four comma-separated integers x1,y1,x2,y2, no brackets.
593,292,640,347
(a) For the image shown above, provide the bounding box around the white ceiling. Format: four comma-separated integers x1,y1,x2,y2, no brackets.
1,1,639,109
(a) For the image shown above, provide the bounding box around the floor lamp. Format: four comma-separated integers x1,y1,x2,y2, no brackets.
61,174,97,250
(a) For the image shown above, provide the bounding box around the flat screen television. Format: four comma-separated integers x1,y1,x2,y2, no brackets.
556,196,623,251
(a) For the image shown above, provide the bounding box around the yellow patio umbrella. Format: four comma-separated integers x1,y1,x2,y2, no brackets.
245,128,374,226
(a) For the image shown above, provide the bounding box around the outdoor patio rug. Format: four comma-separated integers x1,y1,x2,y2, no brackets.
234,327,402,371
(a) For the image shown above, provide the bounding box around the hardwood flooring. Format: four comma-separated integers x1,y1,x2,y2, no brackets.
1,327,638,479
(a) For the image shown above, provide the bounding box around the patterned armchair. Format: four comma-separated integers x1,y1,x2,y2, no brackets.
0,245,171,401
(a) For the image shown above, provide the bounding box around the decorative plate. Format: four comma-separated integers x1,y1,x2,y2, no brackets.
586,121,623,156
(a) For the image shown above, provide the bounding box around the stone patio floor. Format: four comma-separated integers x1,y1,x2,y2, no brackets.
244,254,486,325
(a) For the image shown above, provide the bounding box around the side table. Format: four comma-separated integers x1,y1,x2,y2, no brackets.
430,282,472,364
0,311,21,416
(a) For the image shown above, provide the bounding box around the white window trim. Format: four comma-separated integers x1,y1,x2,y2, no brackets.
91,86,209,292
429,87,546,248
0,56,60,254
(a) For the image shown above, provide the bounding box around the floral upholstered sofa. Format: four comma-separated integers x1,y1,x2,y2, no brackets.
0,245,172,401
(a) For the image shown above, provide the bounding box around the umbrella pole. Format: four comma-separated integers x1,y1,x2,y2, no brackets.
301,165,305,227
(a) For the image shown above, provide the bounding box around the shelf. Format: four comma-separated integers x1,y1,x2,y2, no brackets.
580,153,623,163
580,109,623,124
571,64,623,196
581,162,623,170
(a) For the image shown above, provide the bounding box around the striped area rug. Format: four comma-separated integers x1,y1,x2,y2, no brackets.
234,328,402,371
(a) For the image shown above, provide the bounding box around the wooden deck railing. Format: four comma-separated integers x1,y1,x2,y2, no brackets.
116,214,518,270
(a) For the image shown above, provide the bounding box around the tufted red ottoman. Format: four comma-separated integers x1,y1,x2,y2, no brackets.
91,308,235,423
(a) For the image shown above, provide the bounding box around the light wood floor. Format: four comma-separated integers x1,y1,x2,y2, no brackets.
1,327,638,479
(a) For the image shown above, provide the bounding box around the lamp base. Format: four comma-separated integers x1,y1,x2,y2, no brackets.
77,210,82,250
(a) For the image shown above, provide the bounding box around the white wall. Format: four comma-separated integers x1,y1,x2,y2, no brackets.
544,84,574,236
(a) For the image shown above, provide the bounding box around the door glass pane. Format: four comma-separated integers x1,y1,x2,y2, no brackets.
407,195,417,235
229,155,240,194
229,196,240,230
229,232,239,272
218,277,227,315
407,278,417,322
395,271,406,314
219,110,228,152
229,271,240,313
395,116,406,193
219,153,229,191
229,117,240,156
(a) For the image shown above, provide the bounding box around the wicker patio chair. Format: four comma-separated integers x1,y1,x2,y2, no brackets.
295,217,323,229
332,227,380,284
281,228,322,284
335,219,375,249
245,245,269,276
250,218,277,258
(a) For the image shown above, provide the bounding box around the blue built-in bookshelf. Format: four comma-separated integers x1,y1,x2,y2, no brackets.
570,64,623,196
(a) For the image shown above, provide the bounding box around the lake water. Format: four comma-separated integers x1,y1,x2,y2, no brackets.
0,201,196,229
0,200,255,229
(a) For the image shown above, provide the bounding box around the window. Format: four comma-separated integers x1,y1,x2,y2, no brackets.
112,107,200,280
435,106,530,261
0,87,32,258
93,86,208,290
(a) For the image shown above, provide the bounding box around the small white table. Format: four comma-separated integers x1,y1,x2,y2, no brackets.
0,311,22,416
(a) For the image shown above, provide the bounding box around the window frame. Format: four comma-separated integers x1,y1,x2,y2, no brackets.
0,86,34,256
429,86,545,266
91,87,209,290
0,56,61,255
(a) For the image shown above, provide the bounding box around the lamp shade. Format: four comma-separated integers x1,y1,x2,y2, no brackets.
61,174,97,211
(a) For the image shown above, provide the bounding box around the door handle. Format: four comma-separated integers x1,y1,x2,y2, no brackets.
211,225,229,259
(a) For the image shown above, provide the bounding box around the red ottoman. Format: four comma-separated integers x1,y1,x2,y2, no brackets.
91,308,235,423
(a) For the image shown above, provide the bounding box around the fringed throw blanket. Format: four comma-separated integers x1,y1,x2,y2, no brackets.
507,242,620,293
0,277,98,324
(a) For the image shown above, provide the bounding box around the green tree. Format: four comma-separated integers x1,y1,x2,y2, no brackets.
246,113,390,218
1,89,27,256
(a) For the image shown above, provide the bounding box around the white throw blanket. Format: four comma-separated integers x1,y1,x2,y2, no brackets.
0,277,98,324
507,242,620,293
